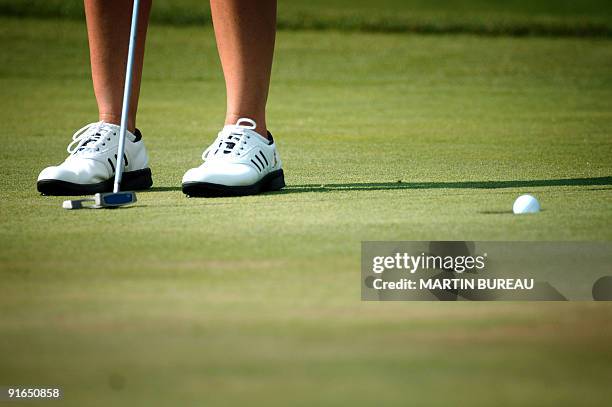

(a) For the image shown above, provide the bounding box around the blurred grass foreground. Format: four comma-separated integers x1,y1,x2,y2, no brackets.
1,0,612,37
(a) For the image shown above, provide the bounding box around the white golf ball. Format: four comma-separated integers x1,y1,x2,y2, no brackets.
513,194,540,214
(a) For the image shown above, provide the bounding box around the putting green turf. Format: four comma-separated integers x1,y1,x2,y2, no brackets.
1,17,612,406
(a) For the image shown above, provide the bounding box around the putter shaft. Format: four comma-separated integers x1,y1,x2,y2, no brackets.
113,0,141,193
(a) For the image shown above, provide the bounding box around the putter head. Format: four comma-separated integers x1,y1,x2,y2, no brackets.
95,191,137,208
62,191,137,210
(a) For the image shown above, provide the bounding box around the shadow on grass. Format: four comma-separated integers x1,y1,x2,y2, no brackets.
147,176,612,195
149,186,182,192
479,210,513,215
275,176,612,194
480,209,548,215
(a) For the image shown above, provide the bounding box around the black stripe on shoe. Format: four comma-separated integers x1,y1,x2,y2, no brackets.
255,155,265,169
251,159,262,172
259,151,269,166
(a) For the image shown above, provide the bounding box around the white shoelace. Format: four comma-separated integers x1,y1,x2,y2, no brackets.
202,118,256,160
66,122,113,155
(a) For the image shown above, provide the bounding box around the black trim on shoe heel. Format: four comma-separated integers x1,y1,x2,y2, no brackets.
264,169,286,192
182,169,285,197
37,168,153,196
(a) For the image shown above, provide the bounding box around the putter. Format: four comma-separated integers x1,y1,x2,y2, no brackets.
62,191,137,209
63,0,141,210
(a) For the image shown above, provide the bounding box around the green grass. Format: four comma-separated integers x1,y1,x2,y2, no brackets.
1,0,612,36
1,17,612,406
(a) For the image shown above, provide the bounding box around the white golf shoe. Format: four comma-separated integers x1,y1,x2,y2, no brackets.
37,121,152,195
182,118,285,197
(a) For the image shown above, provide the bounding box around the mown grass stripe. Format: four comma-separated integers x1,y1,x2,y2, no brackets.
1,1,611,38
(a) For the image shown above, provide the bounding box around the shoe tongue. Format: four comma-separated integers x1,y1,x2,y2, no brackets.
76,122,135,153
222,124,244,135
100,122,136,142
222,124,268,144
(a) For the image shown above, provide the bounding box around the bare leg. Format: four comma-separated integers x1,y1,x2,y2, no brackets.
84,0,151,132
210,0,277,138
